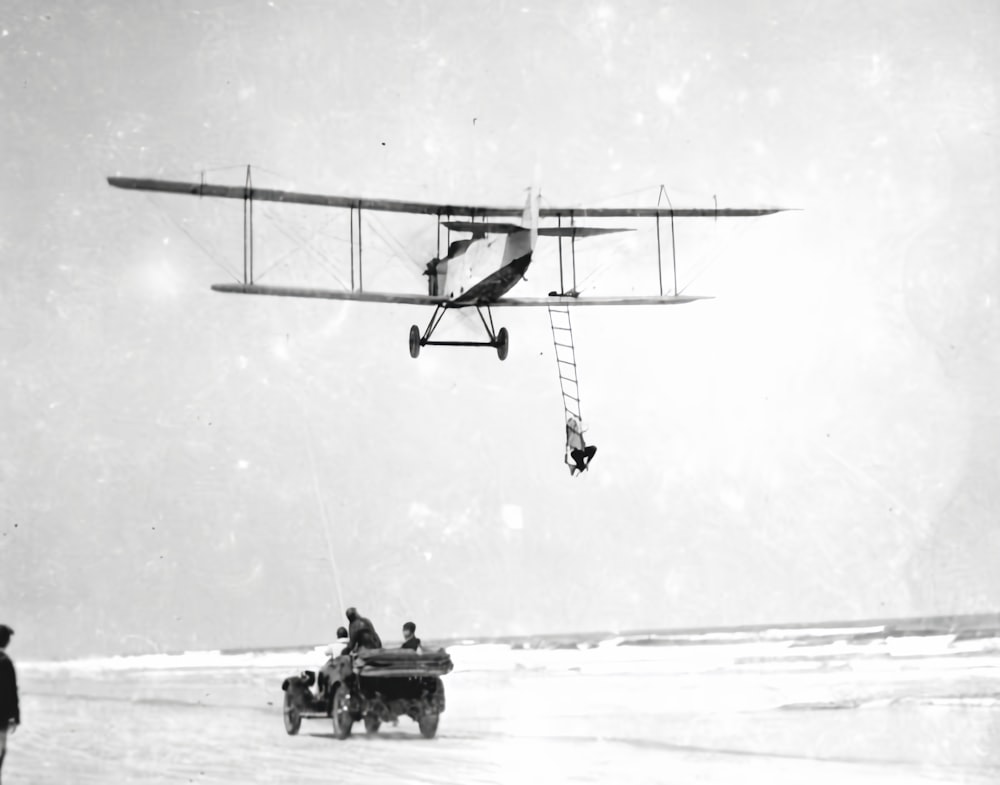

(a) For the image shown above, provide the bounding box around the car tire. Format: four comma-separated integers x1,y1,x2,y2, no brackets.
283,692,302,735
418,712,439,739
332,685,354,739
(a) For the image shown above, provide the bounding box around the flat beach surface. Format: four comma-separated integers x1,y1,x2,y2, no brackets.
8,644,1000,785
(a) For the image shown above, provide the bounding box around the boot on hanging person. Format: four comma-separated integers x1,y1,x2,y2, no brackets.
565,416,597,475
570,444,597,475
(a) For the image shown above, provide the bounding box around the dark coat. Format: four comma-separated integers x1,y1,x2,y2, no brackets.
0,651,19,728
342,616,382,654
401,637,421,650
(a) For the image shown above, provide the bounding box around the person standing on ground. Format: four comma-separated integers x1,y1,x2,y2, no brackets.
0,624,19,785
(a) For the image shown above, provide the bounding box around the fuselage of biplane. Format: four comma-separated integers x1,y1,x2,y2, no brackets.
433,227,533,305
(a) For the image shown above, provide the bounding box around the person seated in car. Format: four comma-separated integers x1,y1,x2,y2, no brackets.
316,626,350,700
341,607,382,655
400,621,423,653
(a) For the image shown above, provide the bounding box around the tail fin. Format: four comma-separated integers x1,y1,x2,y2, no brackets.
501,182,540,267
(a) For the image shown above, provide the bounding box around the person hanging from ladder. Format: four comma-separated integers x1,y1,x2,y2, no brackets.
565,415,597,476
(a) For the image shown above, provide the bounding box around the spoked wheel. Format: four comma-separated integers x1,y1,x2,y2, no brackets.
496,327,509,361
409,325,421,358
332,685,354,739
364,714,381,734
282,692,302,735
418,712,439,739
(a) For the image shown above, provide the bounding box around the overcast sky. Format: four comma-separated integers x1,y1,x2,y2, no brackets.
2,0,998,659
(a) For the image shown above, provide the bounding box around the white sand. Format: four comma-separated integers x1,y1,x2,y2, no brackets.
6,655,999,784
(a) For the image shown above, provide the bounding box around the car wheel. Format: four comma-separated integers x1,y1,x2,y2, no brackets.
418,712,439,739
332,685,354,739
283,692,302,735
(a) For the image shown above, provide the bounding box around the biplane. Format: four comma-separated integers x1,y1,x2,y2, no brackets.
108,167,791,473
106,168,790,361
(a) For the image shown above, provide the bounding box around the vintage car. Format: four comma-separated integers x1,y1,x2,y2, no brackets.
281,647,453,739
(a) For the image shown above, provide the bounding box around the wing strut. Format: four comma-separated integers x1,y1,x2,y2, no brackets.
571,215,578,292
349,205,364,291
236,165,367,290
656,184,680,296
243,165,254,284
554,215,580,295
557,216,565,292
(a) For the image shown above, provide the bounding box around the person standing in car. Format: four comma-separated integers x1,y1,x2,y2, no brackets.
341,607,382,655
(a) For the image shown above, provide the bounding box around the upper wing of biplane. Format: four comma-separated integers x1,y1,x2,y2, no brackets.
110,173,790,312
107,176,789,218
108,176,525,217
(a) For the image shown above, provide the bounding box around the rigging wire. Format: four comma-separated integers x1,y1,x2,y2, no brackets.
358,215,411,285
255,206,348,288
544,182,762,297
678,217,761,294
363,209,437,274
145,193,242,284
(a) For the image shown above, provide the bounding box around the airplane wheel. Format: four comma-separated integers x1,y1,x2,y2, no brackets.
496,327,509,361
409,325,421,359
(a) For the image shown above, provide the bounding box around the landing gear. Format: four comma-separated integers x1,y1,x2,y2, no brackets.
409,325,421,358
407,304,509,361
496,327,509,361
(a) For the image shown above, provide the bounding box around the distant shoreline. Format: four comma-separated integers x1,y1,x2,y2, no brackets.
20,611,1000,665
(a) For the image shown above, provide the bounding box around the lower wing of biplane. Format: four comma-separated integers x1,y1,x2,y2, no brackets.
207,282,709,360
107,168,791,361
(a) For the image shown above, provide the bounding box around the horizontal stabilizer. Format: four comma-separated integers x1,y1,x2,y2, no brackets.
441,221,525,234
537,226,634,237
442,222,634,238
